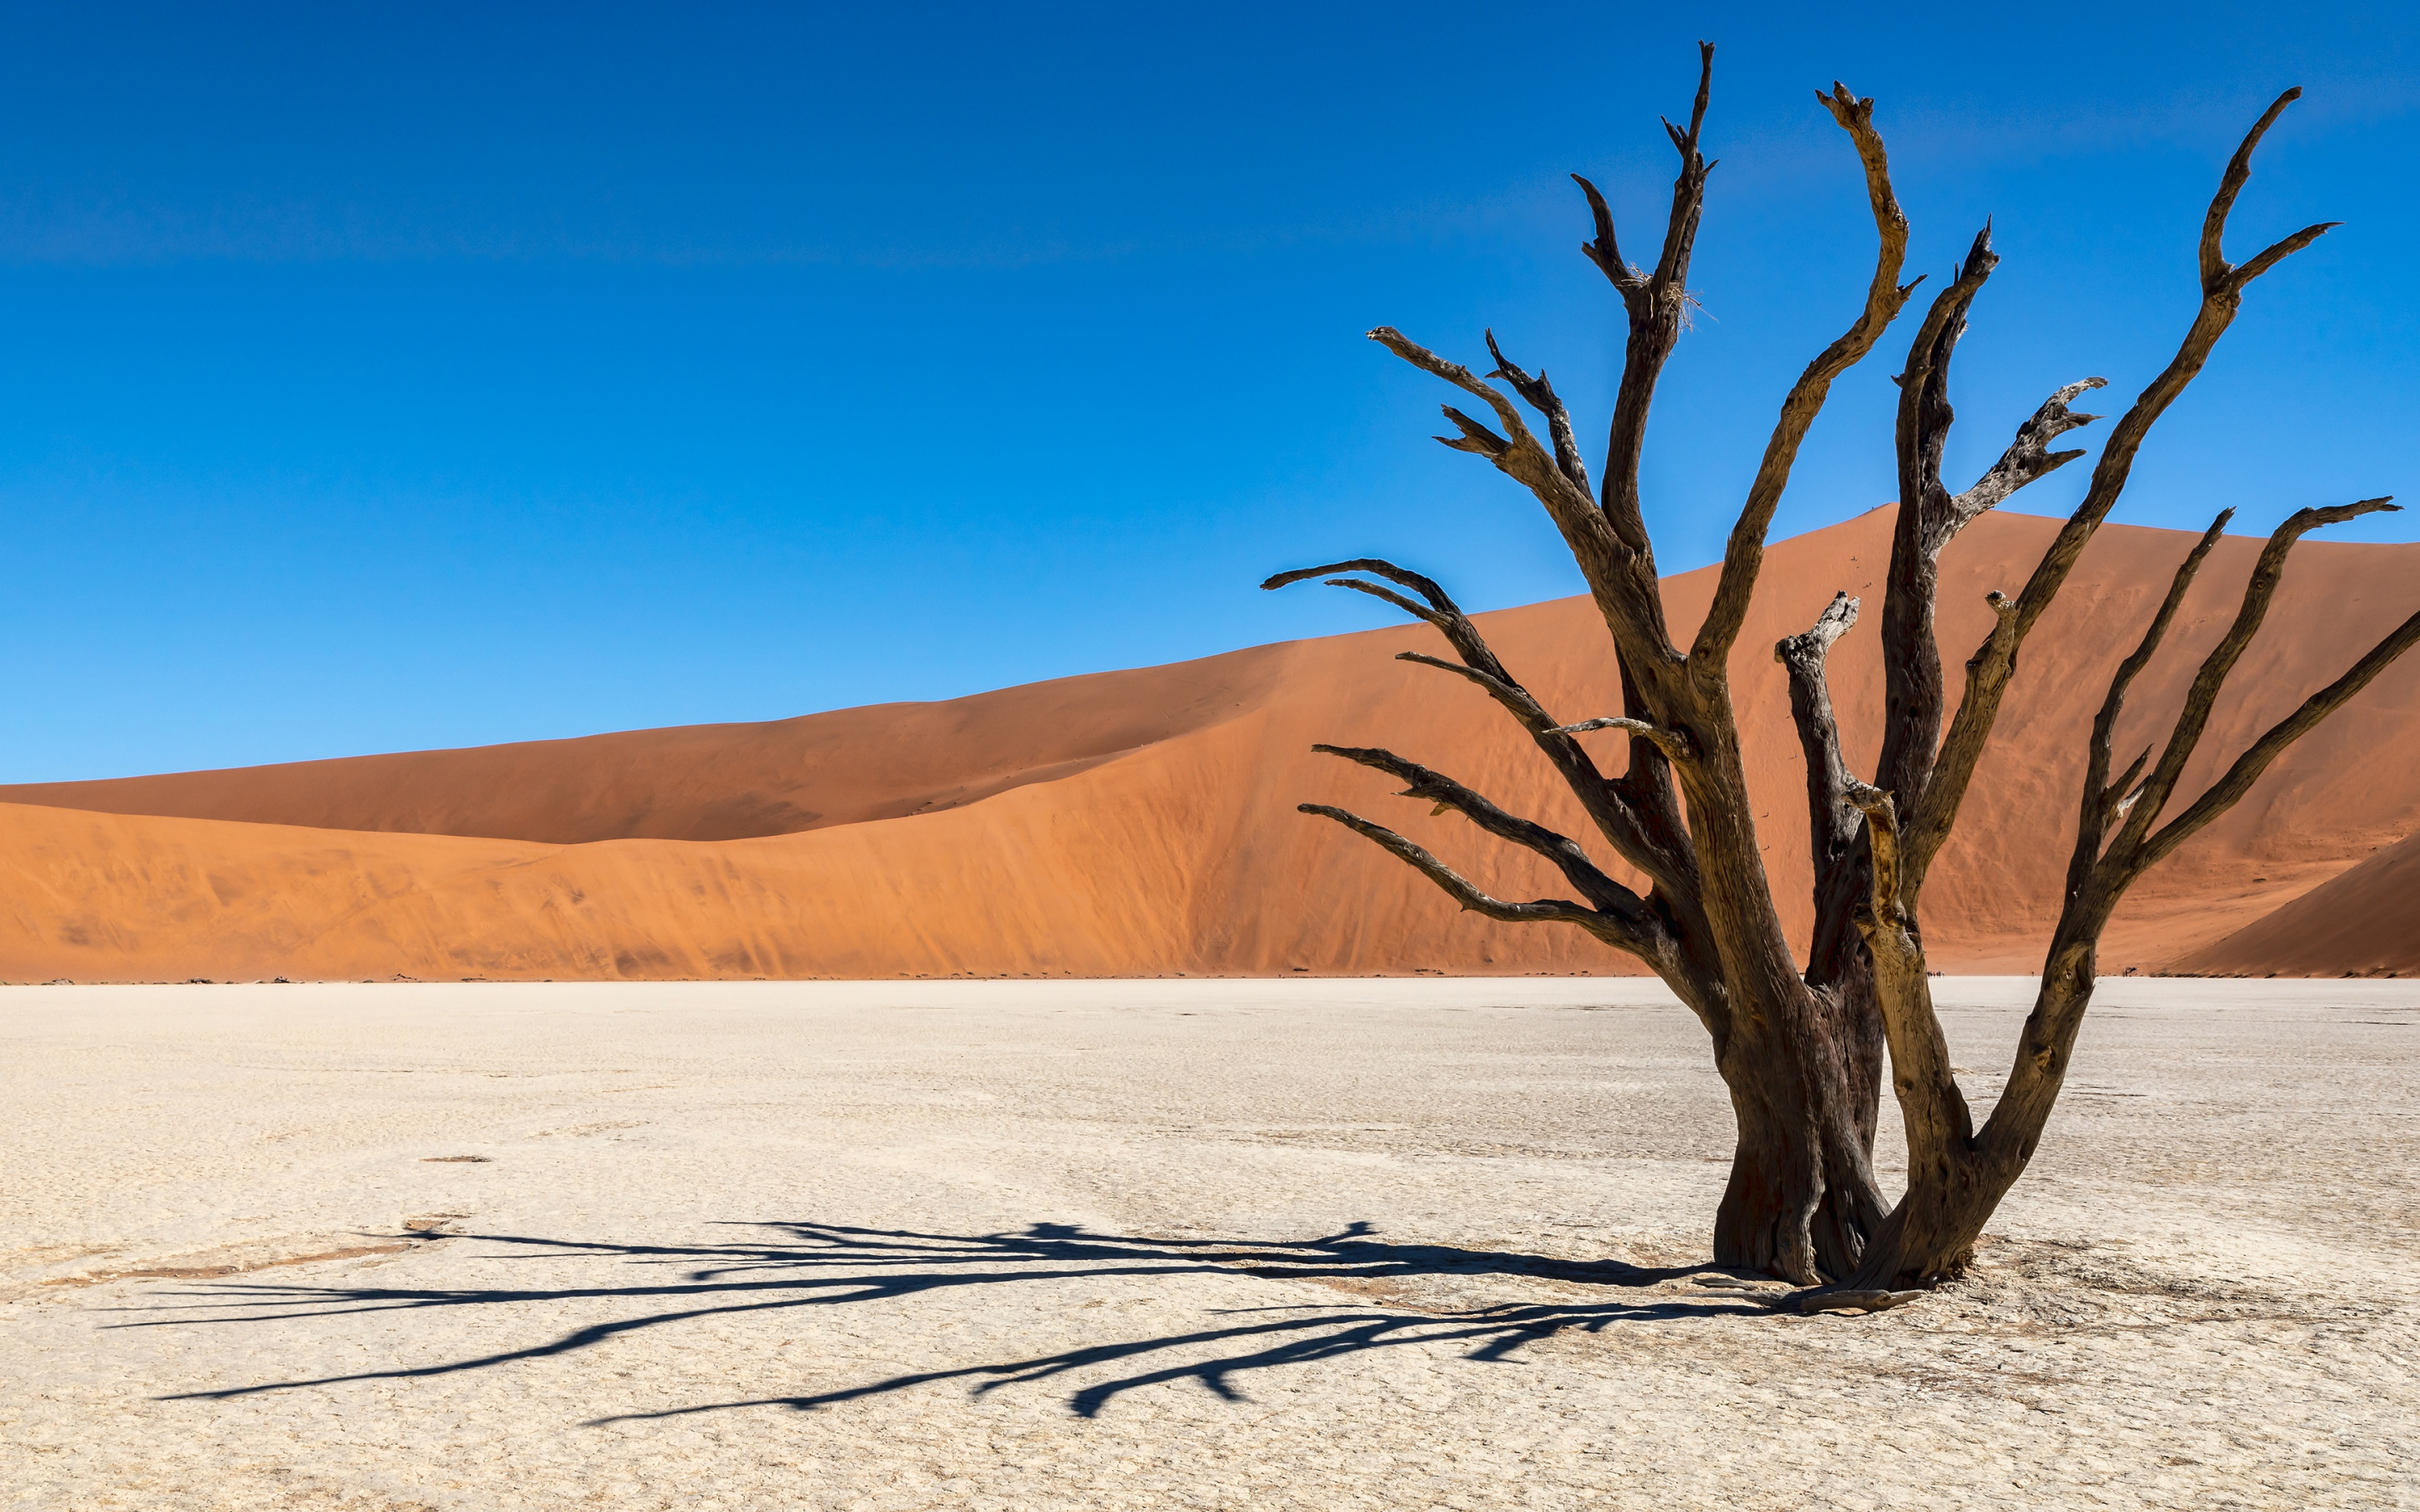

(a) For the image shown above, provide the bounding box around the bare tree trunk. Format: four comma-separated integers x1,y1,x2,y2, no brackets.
1712,992,1887,1280
1269,56,2413,1290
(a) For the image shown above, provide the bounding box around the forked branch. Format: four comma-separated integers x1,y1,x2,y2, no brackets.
1984,496,2419,1168
1592,41,1717,552
1365,328,1617,568
2138,603,2420,872
1295,797,1702,998
1949,378,2107,531
1907,87,2333,893
1308,743,1652,926
2202,88,2338,297
1894,225,2002,546
1297,804,1604,932
1262,559,1702,905
1886,223,2108,548
1870,226,2104,831
2065,511,2232,895
1485,330,1591,494
2102,499,2398,866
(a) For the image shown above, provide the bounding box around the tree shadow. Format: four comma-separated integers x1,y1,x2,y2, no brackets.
121,1220,1778,1419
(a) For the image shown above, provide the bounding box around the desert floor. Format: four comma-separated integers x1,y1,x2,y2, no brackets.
4,978,2415,1511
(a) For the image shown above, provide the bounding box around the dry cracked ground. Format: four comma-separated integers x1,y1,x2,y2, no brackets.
3,977,2415,1510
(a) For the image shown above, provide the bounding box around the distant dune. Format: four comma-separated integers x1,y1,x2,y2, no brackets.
3,507,2414,982
2178,827,2420,978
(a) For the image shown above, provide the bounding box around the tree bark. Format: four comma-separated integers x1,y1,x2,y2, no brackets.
1270,62,2408,1294
1712,987,1887,1280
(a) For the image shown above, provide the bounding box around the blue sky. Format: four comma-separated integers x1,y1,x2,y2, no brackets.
1,2,2412,781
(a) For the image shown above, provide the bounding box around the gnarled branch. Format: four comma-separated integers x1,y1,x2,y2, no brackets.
1547,715,1697,763
1896,225,2002,547
1297,803,1605,931
1594,40,1718,554
1777,592,1864,879
2065,511,2232,897
1484,330,1591,495
1870,233,2103,827
1309,743,1650,926
1842,780,1975,1163
2103,499,2397,865
1263,559,1701,907
1908,88,2332,888
1366,328,1585,508
1689,81,1916,664
1949,377,2107,531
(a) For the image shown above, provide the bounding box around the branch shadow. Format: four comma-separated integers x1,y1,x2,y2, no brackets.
119,1220,1778,1419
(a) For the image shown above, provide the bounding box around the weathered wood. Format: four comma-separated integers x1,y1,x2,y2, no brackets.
1903,87,2336,895
1777,593,1862,886
1793,1288,1926,1315
1270,57,2411,1295
1262,559,1714,967
1691,83,1915,666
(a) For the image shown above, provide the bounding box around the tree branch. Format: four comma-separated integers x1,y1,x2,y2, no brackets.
1689,81,1916,665
1842,780,1975,1160
1780,592,1875,990
1897,225,2000,544
1295,789,1701,997
1366,327,1612,547
1264,559,1702,906
1776,592,1864,879
2137,604,2420,873
2064,511,2232,898
1570,172,1639,292
2103,499,2397,861
1869,225,2033,816
1260,557,1458,613
1903,89,2329,892
1394,651,1540,713
1595,40,1718,554
2201,88,2330,295
1309,743,1652,924
1546,715,1697,763
1485,329,1591,495
1298,802,1607,930
1983,501,2418,1182
1947,377,2107,531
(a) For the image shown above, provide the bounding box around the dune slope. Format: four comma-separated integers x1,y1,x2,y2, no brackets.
3,508,2415,981
0,648,1295,843
2176,827,2420,977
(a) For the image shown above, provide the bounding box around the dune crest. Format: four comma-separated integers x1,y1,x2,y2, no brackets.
1,648,1295,844
3,509,2414,981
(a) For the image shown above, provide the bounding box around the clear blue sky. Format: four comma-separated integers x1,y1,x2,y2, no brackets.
2,2,2412,781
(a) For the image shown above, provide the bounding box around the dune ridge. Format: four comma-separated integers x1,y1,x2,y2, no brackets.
3,508,2414,982
0,647,1296,844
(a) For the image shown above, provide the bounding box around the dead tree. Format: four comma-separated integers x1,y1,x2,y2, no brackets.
1266,49,2420,1291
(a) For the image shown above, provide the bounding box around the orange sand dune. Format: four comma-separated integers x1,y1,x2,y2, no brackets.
0,650,1293,843
3,508,2415,982
2179,827,2420,977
